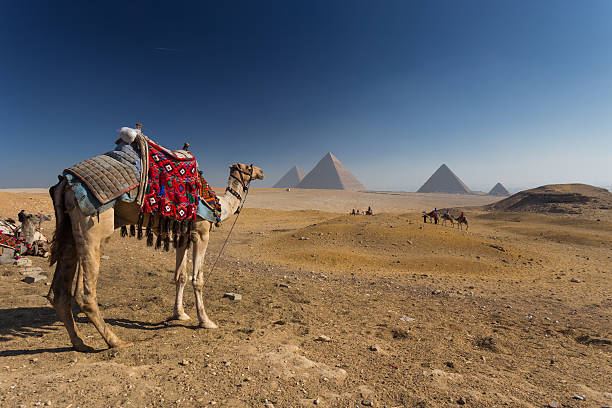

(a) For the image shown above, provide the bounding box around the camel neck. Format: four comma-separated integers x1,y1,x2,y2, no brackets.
219,177,245,221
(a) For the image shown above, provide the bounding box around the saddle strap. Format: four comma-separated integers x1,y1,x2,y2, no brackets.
135,133,149,207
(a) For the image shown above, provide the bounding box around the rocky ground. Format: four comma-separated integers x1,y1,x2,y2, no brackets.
0,190,610,408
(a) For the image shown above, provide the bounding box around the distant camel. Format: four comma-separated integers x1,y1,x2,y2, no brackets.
441,213,455,226
455,214,469,230
422,210,439,224
47,158,263,352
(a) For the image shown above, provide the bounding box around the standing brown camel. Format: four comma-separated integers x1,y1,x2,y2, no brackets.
455,214,469,230
441,213,455,226
46,163,264,352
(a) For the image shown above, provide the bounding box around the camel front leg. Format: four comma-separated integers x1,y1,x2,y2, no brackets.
170,244,191,321
71,208,131,349
191,228,218,329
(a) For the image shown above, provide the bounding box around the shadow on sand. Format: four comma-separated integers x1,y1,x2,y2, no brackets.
0,306,60,343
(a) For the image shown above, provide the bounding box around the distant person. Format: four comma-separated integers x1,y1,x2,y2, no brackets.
446,209,450,216
356,209,360,215
351,209,356,215
367,206,372,215
423,213,427,223
433,208,438,224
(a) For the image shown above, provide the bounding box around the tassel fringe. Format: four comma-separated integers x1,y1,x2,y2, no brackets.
121,211,197,252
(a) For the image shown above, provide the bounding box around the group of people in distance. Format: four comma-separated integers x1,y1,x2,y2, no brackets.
351,206,373,216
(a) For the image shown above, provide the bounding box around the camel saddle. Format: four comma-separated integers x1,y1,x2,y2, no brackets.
65,144,141,205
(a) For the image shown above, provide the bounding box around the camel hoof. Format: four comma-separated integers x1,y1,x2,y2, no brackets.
169,312,191,321
110,340,133,349
199,320,218,329
73,342,96,353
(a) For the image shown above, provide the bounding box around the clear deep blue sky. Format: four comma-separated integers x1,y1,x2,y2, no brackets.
1,1,611,191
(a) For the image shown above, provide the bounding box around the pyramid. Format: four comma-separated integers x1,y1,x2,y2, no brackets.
273,166,305,188
488,182,510,196
417,164,471,194
296,152,365,190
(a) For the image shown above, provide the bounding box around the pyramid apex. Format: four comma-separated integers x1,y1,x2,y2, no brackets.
296,152,364,190
417,164,471,194
272,165,306,188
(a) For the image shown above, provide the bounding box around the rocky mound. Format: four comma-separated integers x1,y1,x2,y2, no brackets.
488,184,612,214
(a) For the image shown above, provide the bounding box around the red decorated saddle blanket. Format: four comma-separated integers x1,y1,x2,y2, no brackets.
142,140,201,220
199,175,221,214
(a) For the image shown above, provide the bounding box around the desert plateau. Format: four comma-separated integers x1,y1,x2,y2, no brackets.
0,187,610,408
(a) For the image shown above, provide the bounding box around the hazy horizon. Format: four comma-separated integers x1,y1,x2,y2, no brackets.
1,1,611,191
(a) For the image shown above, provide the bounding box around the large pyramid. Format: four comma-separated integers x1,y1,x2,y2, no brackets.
488,182,510,196
273,166,305,188
417,164,471,194
297,152,365,190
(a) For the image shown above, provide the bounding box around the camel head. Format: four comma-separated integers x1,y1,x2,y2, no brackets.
229,163,264,187
18,212,52,244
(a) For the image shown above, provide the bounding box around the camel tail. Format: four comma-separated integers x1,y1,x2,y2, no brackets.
49,177,73,267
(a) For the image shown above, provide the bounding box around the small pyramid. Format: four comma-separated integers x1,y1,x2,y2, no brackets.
273,166,305,188
417,164,471,194
489,182,510,196
297,152,365,190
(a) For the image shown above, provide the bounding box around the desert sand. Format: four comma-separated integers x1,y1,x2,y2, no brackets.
0,188,610,407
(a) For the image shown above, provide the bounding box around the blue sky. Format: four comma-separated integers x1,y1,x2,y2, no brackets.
1,1,611,191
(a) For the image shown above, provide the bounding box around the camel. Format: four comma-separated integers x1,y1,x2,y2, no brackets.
455,214,469,230
0,213,52,256
440,213,454,227
422,210,439,224
46,162,264,352
19,212,52,256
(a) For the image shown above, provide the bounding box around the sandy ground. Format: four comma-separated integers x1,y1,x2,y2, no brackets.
0,190,610,408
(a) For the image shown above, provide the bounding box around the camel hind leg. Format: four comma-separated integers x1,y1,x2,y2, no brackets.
48,243,95,352
69,205,131,349
47,179,94,352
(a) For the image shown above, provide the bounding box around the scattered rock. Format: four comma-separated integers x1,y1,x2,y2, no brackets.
399,315,415,322
432,289,442,295
315,335,332,342
445,361,454,369
313,398,320,405
572,395,586,401
100,255,110,260
547,403,559,408
570,278,581,283
19,267,42,275
179,359,190,366
361,399,373,406
368,344,381,352
277,283,290,288
298,237,310,241
489,244,505,252
14,258,32,267
223,292,242,301
457,396,466,405
22,274,47,284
